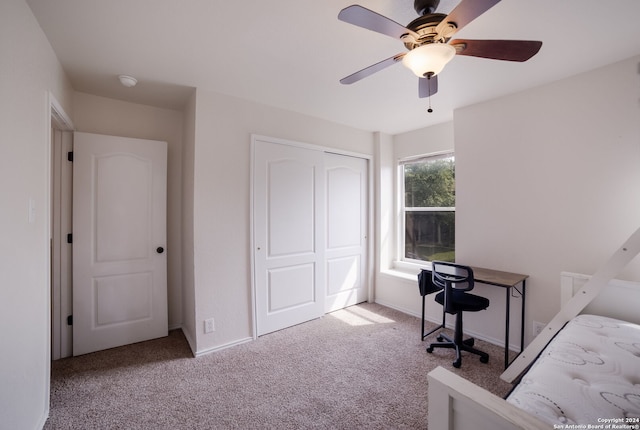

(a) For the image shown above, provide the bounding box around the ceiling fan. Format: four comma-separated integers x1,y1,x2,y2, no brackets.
338,0,542,98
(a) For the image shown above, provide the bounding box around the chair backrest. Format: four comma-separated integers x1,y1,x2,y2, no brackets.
432,262,474,313
431,261,474,291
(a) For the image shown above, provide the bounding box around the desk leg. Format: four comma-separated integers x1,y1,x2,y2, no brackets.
504,288,510,369
422,293,445,341
520,280,526,355
504,280,526,369
421,294,426,340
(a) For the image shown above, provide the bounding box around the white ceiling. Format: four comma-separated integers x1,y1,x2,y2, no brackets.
27,0,640,135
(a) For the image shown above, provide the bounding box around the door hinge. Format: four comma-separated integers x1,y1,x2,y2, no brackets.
67,233,72,244
67,315,73,326
67,151,73,162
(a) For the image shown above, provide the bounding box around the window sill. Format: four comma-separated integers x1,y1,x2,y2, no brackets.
380,260,432,281
394,259,432,272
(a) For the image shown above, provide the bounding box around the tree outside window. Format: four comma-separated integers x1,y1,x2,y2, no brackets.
402,153,455,262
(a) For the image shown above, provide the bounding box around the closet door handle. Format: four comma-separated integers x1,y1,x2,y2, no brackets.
156,247,165,254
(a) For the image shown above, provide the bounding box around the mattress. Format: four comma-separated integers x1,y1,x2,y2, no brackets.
506,314,640,426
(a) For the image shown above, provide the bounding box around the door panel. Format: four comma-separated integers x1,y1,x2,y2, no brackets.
73,132,167,356
325,154,368,312
327,166,362,249
95,154,150,261
254,139,325,336
267,159,316,256
94,272,152,325
327,255,361,295
268,263,316,312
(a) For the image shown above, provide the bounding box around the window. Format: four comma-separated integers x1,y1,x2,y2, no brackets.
401,152,455,263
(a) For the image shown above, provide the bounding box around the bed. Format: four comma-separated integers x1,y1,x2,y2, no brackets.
427,271,640,430
506,313,640,425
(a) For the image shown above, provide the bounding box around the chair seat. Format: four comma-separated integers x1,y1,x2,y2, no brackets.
435,290,490,313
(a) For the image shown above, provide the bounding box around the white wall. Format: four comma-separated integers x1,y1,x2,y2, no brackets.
374,132,395,276
394,122,455,161
375,56,640,349
0,0,74,428
72,92,185,329
181,91,197,350
188,89,374,355
455,55,640,344
375,122,454,317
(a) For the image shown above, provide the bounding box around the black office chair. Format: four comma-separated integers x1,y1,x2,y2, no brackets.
426,261,490,368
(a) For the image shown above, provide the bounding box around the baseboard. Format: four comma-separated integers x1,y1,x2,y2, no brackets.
179,326,254,358
374,298,422,319
38,405,49,430
373,299,519,352
194,337,254,357
180,327,197,357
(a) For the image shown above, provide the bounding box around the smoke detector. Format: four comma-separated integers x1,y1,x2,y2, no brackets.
118,75,137,88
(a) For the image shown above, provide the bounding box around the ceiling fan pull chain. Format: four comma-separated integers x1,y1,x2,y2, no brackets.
427,74,434,113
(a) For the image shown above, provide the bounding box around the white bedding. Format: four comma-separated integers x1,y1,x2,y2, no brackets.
506,314,640,426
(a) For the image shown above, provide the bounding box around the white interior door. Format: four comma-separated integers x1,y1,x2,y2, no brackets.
253,138,325,336
72,132,168,356
325,153,368,312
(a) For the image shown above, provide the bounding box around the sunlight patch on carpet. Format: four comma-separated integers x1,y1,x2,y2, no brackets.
329,306,395,326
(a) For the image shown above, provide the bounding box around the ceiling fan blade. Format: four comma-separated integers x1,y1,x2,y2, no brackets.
338,5,418,40
340,54,405,85
450,39,542,61
419,75,439,97
436,0,501,37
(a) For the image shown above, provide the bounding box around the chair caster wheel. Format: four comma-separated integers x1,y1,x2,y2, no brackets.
453,360,461,368
480,356,489,364
437,336,444,342
426,347,434,353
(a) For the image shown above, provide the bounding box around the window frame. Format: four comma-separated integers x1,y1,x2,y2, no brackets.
396,150,455,267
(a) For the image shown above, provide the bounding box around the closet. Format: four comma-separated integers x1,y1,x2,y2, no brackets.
252,136,369,335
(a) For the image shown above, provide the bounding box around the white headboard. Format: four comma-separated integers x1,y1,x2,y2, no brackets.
560,271,640,325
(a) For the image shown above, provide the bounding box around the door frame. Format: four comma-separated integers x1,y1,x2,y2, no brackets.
249,134,374,339
49,92,75,360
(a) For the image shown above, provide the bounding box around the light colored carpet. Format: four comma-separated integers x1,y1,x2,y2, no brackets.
45,303,513,429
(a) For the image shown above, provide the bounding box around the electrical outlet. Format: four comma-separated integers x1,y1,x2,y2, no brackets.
532,321,545,337
204,318,215,333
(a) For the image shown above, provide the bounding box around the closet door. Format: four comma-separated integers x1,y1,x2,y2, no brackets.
324,154,368,312
253,138,325,336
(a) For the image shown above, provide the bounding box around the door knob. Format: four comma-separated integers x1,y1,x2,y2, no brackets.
156,247,165,254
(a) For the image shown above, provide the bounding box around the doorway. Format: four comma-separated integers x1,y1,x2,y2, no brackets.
50,96,74,360
49,97,169,358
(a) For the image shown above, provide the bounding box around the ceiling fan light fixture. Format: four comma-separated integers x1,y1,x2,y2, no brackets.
402,43,456,77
